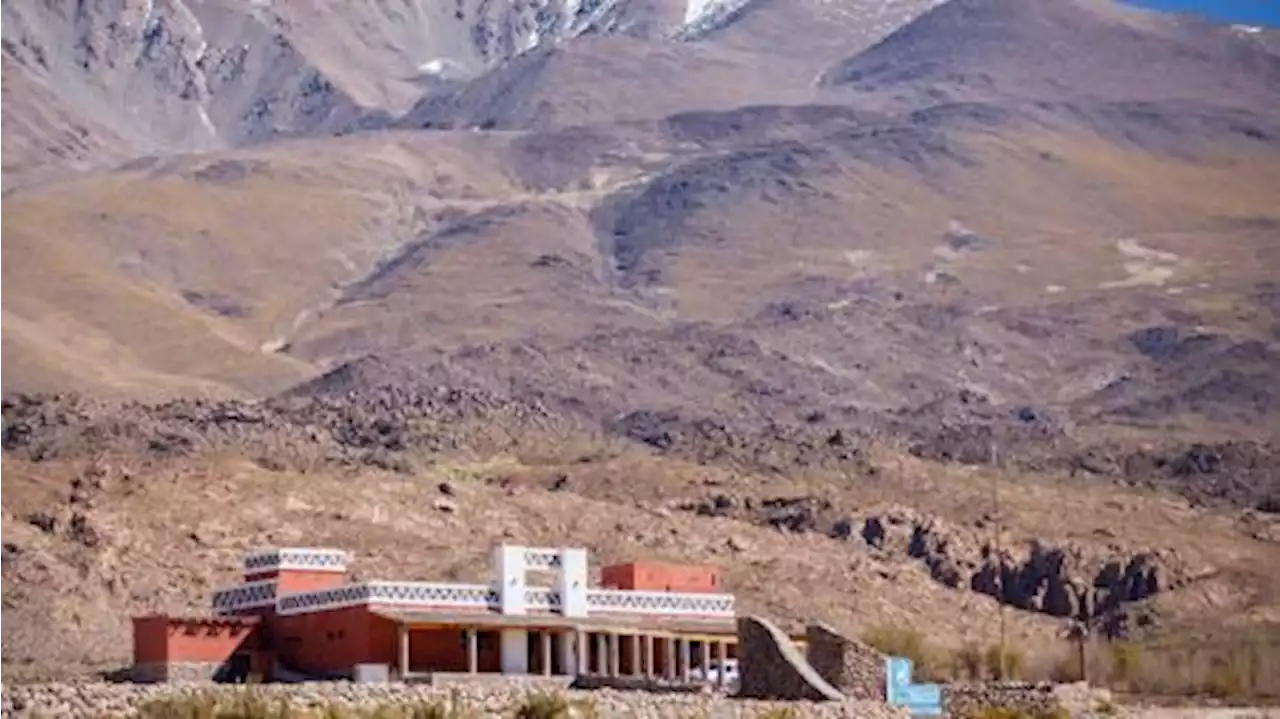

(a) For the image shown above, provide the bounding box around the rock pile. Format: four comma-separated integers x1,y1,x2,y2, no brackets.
1,383,583,475
0,681,912,719
941,680,1113,718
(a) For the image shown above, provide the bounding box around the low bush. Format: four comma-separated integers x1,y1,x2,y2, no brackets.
512,692,571,719
983,643,1027,681
862,625,944,680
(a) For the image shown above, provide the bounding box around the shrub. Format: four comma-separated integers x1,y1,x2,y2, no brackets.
513,692,571,719
863,625,941,680
955,643,984,681
1203,661,1246,699
983,643,1027,681
1107,642,1144,687
1046,653,1084,684
138,694,220,719
137,691,294,719
405,701,460,719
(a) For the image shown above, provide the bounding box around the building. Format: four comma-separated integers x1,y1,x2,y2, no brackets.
132,544,746,684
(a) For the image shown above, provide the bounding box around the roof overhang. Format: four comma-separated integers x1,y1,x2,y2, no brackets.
370,609,738,637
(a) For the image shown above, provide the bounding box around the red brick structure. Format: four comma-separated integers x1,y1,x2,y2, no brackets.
131,544,743,684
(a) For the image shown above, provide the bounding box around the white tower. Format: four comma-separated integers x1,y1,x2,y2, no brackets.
489,544,592,675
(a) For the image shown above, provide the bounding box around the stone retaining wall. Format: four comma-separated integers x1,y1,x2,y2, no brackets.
941,681,1062,717
804,623,886,701
129,662,221,684
0,681,911,719
571,675,706,694
736,616,844,702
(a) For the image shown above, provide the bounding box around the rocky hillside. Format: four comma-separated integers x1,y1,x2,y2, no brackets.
3,0,1280,683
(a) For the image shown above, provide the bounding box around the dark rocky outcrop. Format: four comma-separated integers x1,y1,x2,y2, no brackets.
736,616,843,702
682,497,1190,629
857,507,1187,626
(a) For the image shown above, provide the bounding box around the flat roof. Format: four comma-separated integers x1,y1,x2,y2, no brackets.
370,609,739,637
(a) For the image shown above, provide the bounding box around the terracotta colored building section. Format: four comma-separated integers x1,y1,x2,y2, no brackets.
132,544,743,685
131,616,263,683
249,569,346,594
600,561,722,593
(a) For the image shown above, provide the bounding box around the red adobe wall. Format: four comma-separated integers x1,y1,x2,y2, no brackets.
133,616,260,664
404,628,502,673
272,605,375,675
600,561,722,593
273,607,510,676
275,570,347,594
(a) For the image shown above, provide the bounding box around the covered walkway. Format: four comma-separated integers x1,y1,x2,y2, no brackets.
374,609,740,685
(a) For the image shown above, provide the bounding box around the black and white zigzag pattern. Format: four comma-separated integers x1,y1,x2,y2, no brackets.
277,584,370,613
586,590,734,616
522,549,562,571
211,581,277,613
523,588,562,609
367,582,492,607
243,548,347,573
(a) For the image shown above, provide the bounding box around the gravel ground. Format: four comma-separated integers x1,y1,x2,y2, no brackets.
0,681,913,718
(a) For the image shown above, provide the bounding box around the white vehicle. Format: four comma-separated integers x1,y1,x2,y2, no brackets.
688,658,739,688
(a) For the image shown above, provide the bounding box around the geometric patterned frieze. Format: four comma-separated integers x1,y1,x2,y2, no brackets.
521,548,563,572
276,584,372,615
366,581,496,608
275,581,500,616
586,589,735,617
524,587,561,611
211,580,278,615
243,547,348,575
270,582,735,617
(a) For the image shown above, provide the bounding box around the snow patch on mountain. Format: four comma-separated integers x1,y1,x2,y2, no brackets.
679,0,757,38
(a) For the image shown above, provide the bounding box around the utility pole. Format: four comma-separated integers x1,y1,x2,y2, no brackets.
991,441,1007,681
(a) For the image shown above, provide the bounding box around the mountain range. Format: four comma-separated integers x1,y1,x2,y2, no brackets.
2,0,1279,684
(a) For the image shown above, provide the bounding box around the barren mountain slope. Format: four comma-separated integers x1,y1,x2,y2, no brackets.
3,0,1280,686
819,0,1280,110
396,35,818,131
683,0,945,77
295,107,1280,440
0,59,134,189
0,0,736,189
0,125,673,397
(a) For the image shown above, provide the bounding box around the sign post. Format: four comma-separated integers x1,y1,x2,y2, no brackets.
885,657,943,717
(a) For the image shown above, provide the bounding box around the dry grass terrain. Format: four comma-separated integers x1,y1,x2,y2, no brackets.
3,0,1280,698
3,439,1277,683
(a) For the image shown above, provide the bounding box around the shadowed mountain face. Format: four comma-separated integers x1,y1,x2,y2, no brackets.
0,0,705,187
4,0,1280,681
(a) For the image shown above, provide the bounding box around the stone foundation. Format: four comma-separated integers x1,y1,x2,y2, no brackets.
131,662,223,684
736,616,844,701
805,623,887,701
1,681,912,719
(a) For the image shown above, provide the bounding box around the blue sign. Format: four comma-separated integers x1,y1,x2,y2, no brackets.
885,657,943,716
